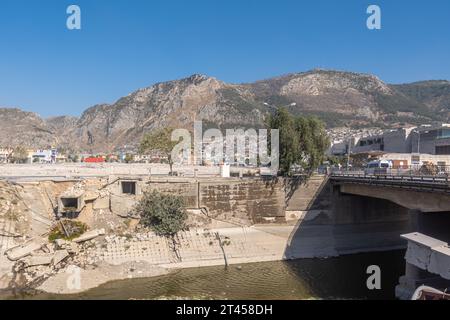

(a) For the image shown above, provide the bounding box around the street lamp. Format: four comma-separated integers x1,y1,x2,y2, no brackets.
412,129,430,172
413,129,429,155
415,129,421,155
346,138,352,171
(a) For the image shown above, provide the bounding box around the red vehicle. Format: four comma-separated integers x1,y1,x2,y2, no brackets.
83,156,105,163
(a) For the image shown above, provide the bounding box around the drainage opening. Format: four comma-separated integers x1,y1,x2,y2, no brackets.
61,197,78,210
121,181,137,195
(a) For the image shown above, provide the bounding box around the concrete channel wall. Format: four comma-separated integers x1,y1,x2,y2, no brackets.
107,175,328,225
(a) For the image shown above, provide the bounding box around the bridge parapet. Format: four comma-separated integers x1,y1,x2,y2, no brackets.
330,170,450,195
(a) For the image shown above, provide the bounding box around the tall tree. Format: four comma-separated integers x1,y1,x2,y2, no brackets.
267,107,330,175
10,146,29,164
139,128,179,175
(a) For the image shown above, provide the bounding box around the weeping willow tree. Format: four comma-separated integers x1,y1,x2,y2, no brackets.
266,107,330,175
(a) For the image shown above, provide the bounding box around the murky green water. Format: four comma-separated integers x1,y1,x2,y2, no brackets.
6,250,405,300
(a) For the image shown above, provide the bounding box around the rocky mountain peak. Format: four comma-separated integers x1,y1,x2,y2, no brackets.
1,70,450,152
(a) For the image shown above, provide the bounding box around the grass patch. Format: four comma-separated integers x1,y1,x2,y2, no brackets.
49,220,88,242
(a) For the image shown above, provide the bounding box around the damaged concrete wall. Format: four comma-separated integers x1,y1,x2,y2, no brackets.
110,194,137,218
402,232,450,280
199,179,285,224
147,181,199,208
106,177,286,225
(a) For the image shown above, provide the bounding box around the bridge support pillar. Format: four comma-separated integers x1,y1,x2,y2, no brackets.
408,209,423,232
396,233,450,300
396,262,431,300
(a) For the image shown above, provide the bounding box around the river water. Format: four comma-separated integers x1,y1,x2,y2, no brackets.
8,250,405,300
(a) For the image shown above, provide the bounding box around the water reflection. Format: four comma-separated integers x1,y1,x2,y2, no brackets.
9,250,405,300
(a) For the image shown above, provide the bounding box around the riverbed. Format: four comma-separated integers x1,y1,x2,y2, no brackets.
5,250,405,300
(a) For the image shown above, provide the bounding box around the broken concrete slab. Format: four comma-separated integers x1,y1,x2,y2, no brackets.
73,229,105,243
402,233,449,270
428,246,450,280
93,196,110,210
6,240,45,261
52,250,69,266
0,230,21,238
401,232,448,248
67,243,80,254
23,254,54,267
84,190,100,202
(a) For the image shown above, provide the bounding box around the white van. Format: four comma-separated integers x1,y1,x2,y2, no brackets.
365,160,393,175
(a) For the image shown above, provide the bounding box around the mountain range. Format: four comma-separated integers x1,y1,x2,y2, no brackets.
1,69,450,153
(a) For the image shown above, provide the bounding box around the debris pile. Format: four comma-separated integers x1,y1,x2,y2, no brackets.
5,228,107,290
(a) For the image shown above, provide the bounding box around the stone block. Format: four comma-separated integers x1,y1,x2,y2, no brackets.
428,246,450,280
6,241,44,261
73,229,105,243
93,196,110,210
23,254,54,266
52,250,69,266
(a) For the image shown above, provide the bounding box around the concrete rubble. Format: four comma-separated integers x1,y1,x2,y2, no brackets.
397,232,450,299
0,230,22,238
23,254,54,267
52,250,69,266
73,229,105,243
403,232,450,279
5,240,45,261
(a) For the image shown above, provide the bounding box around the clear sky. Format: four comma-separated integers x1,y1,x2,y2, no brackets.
1,0,450,117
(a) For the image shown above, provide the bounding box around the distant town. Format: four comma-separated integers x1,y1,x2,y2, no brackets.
0,147,165,165
3,123,450,172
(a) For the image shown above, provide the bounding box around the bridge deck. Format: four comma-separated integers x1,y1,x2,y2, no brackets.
330,172,450,194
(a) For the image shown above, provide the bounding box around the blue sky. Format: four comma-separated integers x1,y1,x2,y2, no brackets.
1,0,450,117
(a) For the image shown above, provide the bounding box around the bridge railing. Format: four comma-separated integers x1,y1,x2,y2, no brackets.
330,165,450,184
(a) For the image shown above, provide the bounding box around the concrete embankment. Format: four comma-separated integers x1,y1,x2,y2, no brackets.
1,172,412,295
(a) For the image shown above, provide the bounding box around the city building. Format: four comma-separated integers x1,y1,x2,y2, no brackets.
31,149,58,164
133,154,152,163
410,125,450,155
352,127,416,154
330,124,450,158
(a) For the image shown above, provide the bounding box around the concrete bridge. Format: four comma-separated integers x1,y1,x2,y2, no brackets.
330,172,450,213
329,171,450,298
329,171,450,241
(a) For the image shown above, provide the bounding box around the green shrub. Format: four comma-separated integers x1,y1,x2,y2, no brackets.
135,190,187,238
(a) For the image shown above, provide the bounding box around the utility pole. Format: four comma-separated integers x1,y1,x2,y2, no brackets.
347,137,352,171
417,131,421,155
